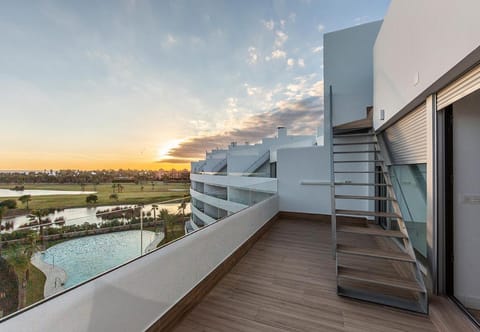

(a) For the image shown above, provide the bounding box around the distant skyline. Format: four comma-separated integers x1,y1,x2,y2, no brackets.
0,0,390,170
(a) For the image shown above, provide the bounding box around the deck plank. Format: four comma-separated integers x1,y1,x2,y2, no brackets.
173,218,477,332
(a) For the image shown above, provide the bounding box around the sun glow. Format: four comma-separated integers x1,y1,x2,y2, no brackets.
157,139,184,160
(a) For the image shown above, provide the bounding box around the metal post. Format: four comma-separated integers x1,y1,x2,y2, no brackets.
139,205,144,255
329,85,337,259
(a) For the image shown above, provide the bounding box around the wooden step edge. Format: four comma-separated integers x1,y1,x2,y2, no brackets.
333,133,375,138
335,195,394,201
333,150,379,154
337,285,428,314
337,225,405,238
333,142,377,145
334,171,387,174
336,209,400,218
334,160,383,163
337,244,416,262
337,266,425,292
334,182,391,186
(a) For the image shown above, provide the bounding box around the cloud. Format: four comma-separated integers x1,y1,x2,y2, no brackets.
271,49,286,59
164,96,323,160
317,24,325,32
274,31,288,48
244,84,262,96
261,19,275,31
247,46,258,64
312,46,323,53
298,58,305,67
288,13,296,23
156,158,194,164
287,58,295,67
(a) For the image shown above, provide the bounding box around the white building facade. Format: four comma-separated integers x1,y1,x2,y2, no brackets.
325,0,480,323
187,127,317,232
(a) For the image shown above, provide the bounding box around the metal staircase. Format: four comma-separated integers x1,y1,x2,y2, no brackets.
331,129,428,314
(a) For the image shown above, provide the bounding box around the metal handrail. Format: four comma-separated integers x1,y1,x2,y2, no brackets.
329,85,336,259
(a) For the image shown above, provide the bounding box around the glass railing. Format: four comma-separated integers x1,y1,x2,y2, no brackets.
1,195,280,330
0,180,190,319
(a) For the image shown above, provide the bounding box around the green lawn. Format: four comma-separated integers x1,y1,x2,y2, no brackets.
26,265,45,306
0,182,189,210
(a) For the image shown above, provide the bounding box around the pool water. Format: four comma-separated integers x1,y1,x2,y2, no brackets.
42,230,155,288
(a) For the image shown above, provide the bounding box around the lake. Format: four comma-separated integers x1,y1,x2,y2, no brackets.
0,188,96,198
0,202,191,231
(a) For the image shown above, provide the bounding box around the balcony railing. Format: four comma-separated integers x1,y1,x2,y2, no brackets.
1,195,279,331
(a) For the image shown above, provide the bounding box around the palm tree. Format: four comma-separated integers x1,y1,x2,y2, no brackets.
18,194,32,210
24,232,39,282
160,208,170,240
151,204,159,220
177,199,187,219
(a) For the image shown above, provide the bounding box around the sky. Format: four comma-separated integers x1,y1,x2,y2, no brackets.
0,0,390,171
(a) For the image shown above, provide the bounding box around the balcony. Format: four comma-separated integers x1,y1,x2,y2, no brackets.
1,197,477,331
172,218,476,332
190,188,247,214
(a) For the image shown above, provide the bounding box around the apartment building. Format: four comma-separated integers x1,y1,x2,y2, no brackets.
187,127,316,233
2,0,480,330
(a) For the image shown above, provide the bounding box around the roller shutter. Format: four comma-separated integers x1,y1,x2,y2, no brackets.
437,63,480,110
383,103,427,165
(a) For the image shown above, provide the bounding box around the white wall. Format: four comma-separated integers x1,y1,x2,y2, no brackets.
374,0,480,129
324,21,382,132
452,90,480,309
1,196,279,332
277,146,331,214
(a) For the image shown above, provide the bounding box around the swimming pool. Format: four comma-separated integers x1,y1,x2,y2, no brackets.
41,230,156,288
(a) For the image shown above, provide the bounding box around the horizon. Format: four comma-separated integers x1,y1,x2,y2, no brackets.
0,0,390,170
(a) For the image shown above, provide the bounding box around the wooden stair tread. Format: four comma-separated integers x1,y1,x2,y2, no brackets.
334,182,391,186
337,244,415,262
333,150,379,154
336,209,400,218
334,171,387,174
338,266,425,292
334,160,382,163
335,195,394,201
337,225,404,238
333,142,377,145
334,133,375,138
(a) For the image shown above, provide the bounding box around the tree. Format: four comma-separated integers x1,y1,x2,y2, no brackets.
86,194,98,205
23,232,39,281
160,209,181,241
109,193,119,202
0,205,6,221
177,199,187,219
151,204,159,220
0,199,17,209
18,195,32,210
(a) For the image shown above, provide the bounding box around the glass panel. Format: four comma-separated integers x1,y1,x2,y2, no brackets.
389,164,427,257
0,177,190,318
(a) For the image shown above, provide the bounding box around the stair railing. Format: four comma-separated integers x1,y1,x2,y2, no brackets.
329,85,337,259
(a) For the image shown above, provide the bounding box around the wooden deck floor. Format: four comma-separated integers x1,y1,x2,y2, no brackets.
173,218,478,331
